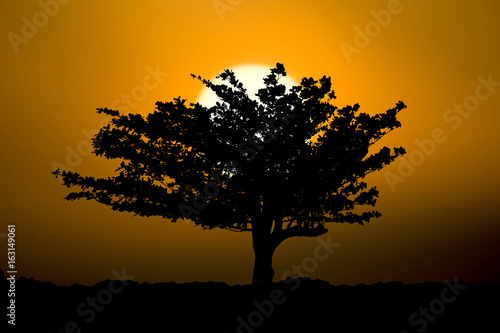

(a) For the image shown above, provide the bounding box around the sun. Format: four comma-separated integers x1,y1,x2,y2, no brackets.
196,63,299,107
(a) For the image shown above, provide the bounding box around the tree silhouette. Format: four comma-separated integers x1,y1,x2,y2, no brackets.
53,63,407,283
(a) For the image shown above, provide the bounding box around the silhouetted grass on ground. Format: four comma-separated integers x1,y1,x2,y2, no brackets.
2,270,498,333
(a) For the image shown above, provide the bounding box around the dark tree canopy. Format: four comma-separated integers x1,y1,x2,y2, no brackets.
54,63,407,282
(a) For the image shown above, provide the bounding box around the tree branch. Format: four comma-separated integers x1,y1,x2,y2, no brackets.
273,223,327,245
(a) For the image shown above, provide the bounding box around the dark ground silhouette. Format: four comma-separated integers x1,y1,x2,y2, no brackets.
3,270,498,332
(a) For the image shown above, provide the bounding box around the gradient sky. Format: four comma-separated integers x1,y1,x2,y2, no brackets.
1,0,499,286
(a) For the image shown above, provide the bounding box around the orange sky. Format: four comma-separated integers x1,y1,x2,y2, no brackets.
1,0,499,286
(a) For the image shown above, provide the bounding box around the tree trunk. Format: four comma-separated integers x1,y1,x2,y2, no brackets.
252,245,276,283
251,224,276,283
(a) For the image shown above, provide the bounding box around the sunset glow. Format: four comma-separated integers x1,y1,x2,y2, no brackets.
1,0,499,287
